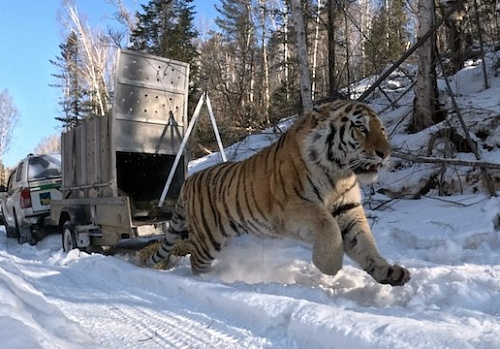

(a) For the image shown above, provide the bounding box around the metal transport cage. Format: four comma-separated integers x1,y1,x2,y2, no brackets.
50,50,189,251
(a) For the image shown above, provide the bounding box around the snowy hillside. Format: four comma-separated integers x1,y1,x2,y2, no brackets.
1,55,499,348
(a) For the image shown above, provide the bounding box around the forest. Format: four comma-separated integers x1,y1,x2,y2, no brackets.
48,0,500,195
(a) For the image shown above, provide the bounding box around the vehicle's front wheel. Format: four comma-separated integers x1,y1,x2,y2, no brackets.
62,222,77,252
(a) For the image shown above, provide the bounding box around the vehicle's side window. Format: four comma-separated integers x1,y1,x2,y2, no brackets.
7,171,15,191
15,162,23,183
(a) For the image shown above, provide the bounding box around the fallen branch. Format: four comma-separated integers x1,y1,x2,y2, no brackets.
393,151,500,170
436,46,496,196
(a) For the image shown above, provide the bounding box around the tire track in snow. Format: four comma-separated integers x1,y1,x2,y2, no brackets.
29,256,272,348
102,302,243,348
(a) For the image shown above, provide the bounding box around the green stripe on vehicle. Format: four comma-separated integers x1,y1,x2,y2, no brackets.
30,183,60,192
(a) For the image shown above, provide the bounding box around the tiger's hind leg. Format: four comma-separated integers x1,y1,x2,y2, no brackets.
189,252,214,274
144,199,188,268
147,227,185,266
187,233,224,274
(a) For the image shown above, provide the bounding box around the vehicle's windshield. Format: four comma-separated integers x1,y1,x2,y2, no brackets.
28,154,62,181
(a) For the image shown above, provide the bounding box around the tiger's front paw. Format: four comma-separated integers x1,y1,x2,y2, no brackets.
377,265,411,286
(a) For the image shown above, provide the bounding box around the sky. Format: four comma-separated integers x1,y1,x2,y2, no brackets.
0,0,218,169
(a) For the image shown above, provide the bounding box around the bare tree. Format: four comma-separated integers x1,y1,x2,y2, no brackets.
33,135,61,155
290,0,313,112
409,0,440,132
61,0,113,117
0,89,19,184
311,0,323,99
259,0,271,123
0,89,19,157
327,0,337,97
281,1,290,104
106,0,137,47
111,0,135,31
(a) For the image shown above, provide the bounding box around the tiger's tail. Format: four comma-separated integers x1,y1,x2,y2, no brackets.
147,194,188,266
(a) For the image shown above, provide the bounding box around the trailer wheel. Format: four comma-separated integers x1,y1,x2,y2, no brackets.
62,222,77,252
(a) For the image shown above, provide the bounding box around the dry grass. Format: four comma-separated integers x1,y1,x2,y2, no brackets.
137,239,192,270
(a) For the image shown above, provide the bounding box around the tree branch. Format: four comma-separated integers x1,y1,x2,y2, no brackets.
393,151,500,170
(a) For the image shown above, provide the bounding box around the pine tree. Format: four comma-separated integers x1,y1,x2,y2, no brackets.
130,0,199,109
129,0,199,80
171,0,199,66
130,0,174,55
50,31,87,128
364,0,408,73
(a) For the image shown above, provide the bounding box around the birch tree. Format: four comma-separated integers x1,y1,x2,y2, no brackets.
106,0,137,46
327,0,338,97
410,0,439,132
62,0,112,117
259,0,270,123
0,89,19,158
290,0,313,112
0,89,19,184
311,0,323,99
34,135,61,155
284,5,290,105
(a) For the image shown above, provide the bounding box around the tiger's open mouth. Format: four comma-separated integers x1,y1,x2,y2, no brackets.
352,163,382,174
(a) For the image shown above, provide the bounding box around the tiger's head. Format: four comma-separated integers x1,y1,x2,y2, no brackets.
304,101,391,184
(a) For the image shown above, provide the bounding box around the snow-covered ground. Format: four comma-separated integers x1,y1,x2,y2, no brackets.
1,51,500,349
0,193,499,348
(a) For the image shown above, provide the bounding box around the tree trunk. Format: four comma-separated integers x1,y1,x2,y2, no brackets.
311,0,322,100
344,10,351,96
441,0,468,74
448,22,464,74
409,0,439,132
260,0,270,123
284,9,290,103
290,0,313,112
327,0,337,97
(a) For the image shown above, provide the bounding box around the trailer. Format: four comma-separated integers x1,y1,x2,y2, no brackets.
50,50,189,252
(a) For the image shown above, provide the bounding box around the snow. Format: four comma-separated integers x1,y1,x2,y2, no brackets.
1,54,500,348
1,193,499,348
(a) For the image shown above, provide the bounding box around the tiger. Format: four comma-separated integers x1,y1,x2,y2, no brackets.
142,100,411,286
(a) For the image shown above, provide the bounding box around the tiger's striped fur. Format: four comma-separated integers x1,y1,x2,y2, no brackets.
145,100,410,286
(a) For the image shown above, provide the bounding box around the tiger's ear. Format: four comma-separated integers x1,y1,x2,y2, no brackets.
312,104,329,117
303,105,329,126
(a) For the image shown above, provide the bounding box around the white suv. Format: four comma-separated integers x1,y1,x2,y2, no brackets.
1,154,62,244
